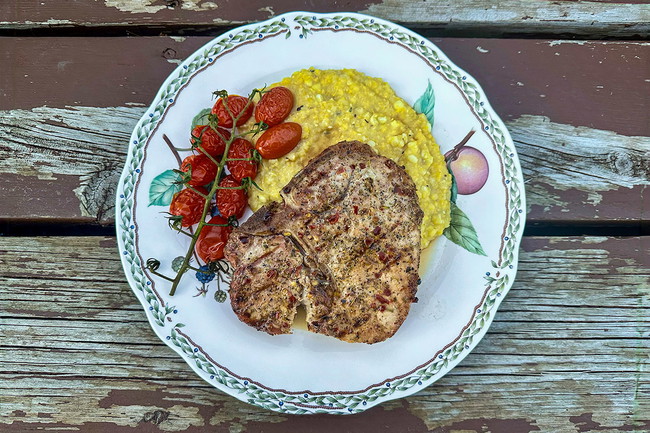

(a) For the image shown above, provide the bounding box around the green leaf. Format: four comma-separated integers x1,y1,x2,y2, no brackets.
149,169,182,206
444,201,487,256
413,80,435,126
191,108,212,130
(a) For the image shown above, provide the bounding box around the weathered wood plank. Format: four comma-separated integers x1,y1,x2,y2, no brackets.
1,37,648,225
0,0,648,38
2,38,649,137
0,236,648,431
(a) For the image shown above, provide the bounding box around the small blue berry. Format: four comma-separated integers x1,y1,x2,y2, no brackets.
193,348,198,352
279,401,284,406
243,380,249,385
362,401,367,406
418,381,422,385
196,265,215,283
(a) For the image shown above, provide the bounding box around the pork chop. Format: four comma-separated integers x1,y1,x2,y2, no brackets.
224,141,423,343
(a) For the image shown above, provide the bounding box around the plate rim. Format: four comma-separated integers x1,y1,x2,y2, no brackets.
115,10,526,415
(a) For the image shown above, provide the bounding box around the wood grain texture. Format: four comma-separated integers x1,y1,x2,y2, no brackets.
0,0,649,37
1,38,647,224
1,235,648,431
2,38,649,137
1,109,648,225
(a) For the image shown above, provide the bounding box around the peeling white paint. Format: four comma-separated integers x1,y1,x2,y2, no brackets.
169,36,187,43
104,0,218,14
258,6,275,17
57,60,72,72
166,59,182,65
476,46,489,53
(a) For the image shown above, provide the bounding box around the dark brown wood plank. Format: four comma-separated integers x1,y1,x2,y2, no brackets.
1,235,648,431
0,37,648,225
1,0,649,38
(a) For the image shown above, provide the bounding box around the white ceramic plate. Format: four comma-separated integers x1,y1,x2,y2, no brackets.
116,11,525,415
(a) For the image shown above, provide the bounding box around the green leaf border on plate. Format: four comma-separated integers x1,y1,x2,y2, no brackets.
117,13,525,415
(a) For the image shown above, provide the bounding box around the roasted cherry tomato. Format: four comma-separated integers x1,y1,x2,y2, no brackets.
191,124,230,157
255,87,294,127
212,95,254,128
217,175,247,219
227,138,258,182
255,122,302,159
180,154,218,186
195,216,232,262
169,186,208,227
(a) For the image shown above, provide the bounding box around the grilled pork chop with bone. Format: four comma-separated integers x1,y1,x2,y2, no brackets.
224,141,423,344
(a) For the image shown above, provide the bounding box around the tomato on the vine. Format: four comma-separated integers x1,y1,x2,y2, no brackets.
255,122,302,159
217,175,247,219
227,138,258,182
191,124,230,157
180,154,218,186
169,186,208,227
255,87,294,127
195,216,232,262
212,95,254,128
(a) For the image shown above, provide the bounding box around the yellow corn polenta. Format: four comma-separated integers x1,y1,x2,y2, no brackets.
248,68,451,248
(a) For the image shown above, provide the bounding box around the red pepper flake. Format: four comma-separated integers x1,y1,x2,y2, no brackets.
383,288,392,296
353,205,359,215
289,295,296,303
378,305,386,312
364,238,373,247
375,294,389,304
308,224,317,230
350,164,356,170
360,163,366,169
336,167,345,174
378,251,387,262
267,269,277,279
315,246,322,252
328,213,340,224
374,272,381,279
373,226,381,236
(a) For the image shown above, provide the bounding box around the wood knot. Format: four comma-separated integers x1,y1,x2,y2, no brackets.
162,48,178,60
140,410,169,425
606,151,638,177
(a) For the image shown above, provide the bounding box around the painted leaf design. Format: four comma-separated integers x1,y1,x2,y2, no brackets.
413,80,435,126
149,169,182,206
191,108,212,130
448,167,458,203
443,201,487,256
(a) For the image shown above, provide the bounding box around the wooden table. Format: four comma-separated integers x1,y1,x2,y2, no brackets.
1,2,649,432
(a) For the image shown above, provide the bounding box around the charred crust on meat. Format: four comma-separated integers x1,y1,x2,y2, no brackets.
224,141,423,344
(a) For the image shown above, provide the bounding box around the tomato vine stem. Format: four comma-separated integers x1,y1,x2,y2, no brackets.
168,89,262,296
